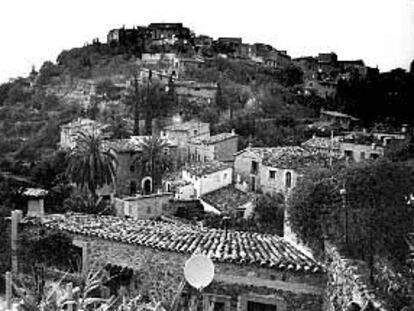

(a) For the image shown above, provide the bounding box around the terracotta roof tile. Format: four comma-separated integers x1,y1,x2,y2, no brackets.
237,147,329,171
184,161,232,176
201,185,256,213
302,137,341,150
26,214,323,273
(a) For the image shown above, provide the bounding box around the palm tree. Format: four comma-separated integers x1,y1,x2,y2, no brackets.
133,137,172,193
66,130,117,207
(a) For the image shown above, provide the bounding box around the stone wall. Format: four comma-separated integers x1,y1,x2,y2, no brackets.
324,243,388,311
72,235,325,311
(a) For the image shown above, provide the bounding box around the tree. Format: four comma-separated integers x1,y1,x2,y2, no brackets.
133,137,172,192
252,193,285,235
66,130,117,207
289,160,414,264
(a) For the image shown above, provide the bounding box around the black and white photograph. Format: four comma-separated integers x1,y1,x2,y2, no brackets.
1,1,414,310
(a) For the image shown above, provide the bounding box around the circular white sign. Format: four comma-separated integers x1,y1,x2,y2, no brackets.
184,255,215,290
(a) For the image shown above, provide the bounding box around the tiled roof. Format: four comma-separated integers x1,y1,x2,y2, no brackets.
301,137,341,150
23,188,48,198
164,120,208,132
190,133,237,145
321,110,359,121
25,214,323,273
201,185,255,213
237,146,329,171
184,161,232,176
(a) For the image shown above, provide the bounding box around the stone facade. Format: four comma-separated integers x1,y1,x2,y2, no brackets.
72,235,325,311
161,120,210,164
114,193,175,219
340,142,384,162
234,149,298,197
188,132,238,164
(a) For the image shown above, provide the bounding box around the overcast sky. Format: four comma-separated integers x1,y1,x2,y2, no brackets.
0,0,413,83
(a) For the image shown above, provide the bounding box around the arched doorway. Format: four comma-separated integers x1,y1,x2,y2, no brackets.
141,177,152,195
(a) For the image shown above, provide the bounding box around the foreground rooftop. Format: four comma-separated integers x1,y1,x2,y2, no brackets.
23,213,323,273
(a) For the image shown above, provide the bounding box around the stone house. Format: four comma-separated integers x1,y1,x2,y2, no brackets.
60,118,107,150
182,161,233,198
216,37,243,56
188,130,238,164
293,57,318,81
21,213,326,311
161,120,210,163
301,136,342,158
148,23,192,42
320,109,359,130
339,133,410,163
264,51,292,69
103,136,178,197
317,52,339,74
338,60,368,78
234,146,329,197
114,193,175,219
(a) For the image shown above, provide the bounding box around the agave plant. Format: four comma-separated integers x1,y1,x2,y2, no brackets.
12,269,117,311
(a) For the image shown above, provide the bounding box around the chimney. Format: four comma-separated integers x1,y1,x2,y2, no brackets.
24,188,48,218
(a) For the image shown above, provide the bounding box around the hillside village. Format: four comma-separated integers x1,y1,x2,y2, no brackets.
1,22,414,311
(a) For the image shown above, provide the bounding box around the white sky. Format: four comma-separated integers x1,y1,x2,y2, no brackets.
0,0,413,83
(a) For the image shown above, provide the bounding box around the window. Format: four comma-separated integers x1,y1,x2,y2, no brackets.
239,294,286,311
370,153,379,160
285,172,292,188
344,150,353,158
247,301,277,311
203,294,231,311
197,154,201,162
194,130,198,136
224,173,228,180
269,170,276,179
251,161,258,174
360,152,365,160
130,164,135,172
146,206,151,214
204,156,207,162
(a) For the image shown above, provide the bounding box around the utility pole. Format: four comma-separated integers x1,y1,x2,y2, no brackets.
133,73,140,136
340,184,348,253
